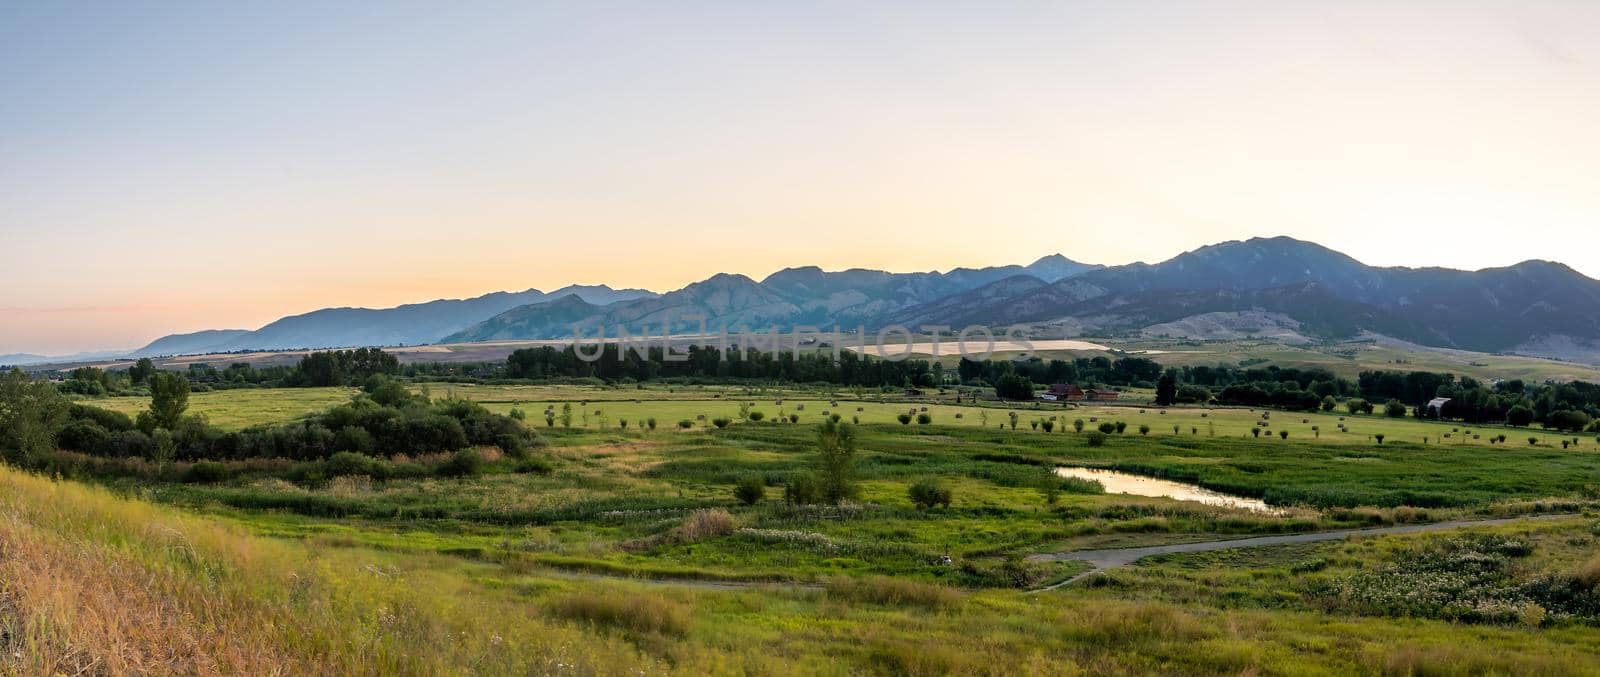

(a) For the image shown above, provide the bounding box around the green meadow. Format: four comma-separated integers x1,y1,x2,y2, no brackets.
14,382,1600,674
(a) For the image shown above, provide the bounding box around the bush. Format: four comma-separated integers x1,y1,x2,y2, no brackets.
1114,421,1127,434
712,417,732,429
678,508,736,542
1086,431,1107,447
735,475,766,505
182,461,230,484
897,413,912,425
1097,422,1116,434
1507,405,1535,427
748,411,765,422
908,477,953,509
514,457,553,474
646,417,657,431
1374,434,1385,445
1040,419,1054,432
436,448,486,477
1073,419,1084,432
1279,430,1289,440
1138,424,1150,435
786,473,824,505
678,419,694,429
326,451,382,478
1385,401,1408,418
916,413,932,425
495,432,528,459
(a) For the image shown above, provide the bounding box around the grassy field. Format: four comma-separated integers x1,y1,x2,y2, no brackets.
15,383,1600,674
93,386,356,429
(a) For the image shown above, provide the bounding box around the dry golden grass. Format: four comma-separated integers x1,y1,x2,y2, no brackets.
0,465,674,675
676,509,735,543
1575,554,1600,591
824,576,963,610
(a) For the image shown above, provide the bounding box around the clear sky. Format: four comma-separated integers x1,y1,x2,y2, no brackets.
4,1,1599,354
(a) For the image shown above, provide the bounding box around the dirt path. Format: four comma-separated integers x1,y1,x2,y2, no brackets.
1028,513,1579,593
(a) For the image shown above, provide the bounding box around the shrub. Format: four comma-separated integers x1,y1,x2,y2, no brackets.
1040,419,1054,432
748,411,765,422
712,417,732,429
1529,436,1540,446
514,456,553,474
1374,434,1385,445
1138,424,1150,435
1114,421,1127,434
916,413,932,425
1279,430,1289,440
548,591,691,637
1385,401,1408,418
182,461,230,483
1086,431,1107,447
1097,422,1116,434
735,475,766,505
789,414,800,424
1073,419,1084,433
495,432,529,459
678,508,736,541
897,413,913,425
326,451,381,478
436,448,486,477
908,477,953,509
786,473,824,505
678,419,694,429
646,417,657,431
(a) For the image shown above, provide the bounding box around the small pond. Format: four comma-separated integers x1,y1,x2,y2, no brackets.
1055,467,1275,512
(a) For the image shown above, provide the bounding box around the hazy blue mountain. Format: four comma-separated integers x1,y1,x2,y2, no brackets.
134,285,657,354
132,329,252,357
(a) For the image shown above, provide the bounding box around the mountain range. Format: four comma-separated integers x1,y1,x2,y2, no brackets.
120,238,1600,364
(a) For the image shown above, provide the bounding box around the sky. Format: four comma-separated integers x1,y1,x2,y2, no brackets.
4,1,1600,354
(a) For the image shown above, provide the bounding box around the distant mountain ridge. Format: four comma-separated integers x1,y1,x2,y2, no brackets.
442,255,1101,343
133,284,656,356
122,240,1600,363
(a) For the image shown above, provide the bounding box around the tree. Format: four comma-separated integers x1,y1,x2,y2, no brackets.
128,358,157,385
1321,396,1337,412
916,413,932,425
1374,433,1385,445
1384,400,1407,418
0,368,69,463
1346,399,1370,415
816,419,858,504
1547,410,1592,433
1155,370,1178,406
146,372,190,430
1506,405,1534,427
897,413,912,425
994,374,1034,401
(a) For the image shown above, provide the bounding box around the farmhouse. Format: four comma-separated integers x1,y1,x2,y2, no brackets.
1039,383,1085,402
1426,397,1451,416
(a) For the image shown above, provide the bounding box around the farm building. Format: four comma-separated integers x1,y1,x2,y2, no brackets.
1085,388,1120,402
1426,397,1451,416
1039,384,1085,402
